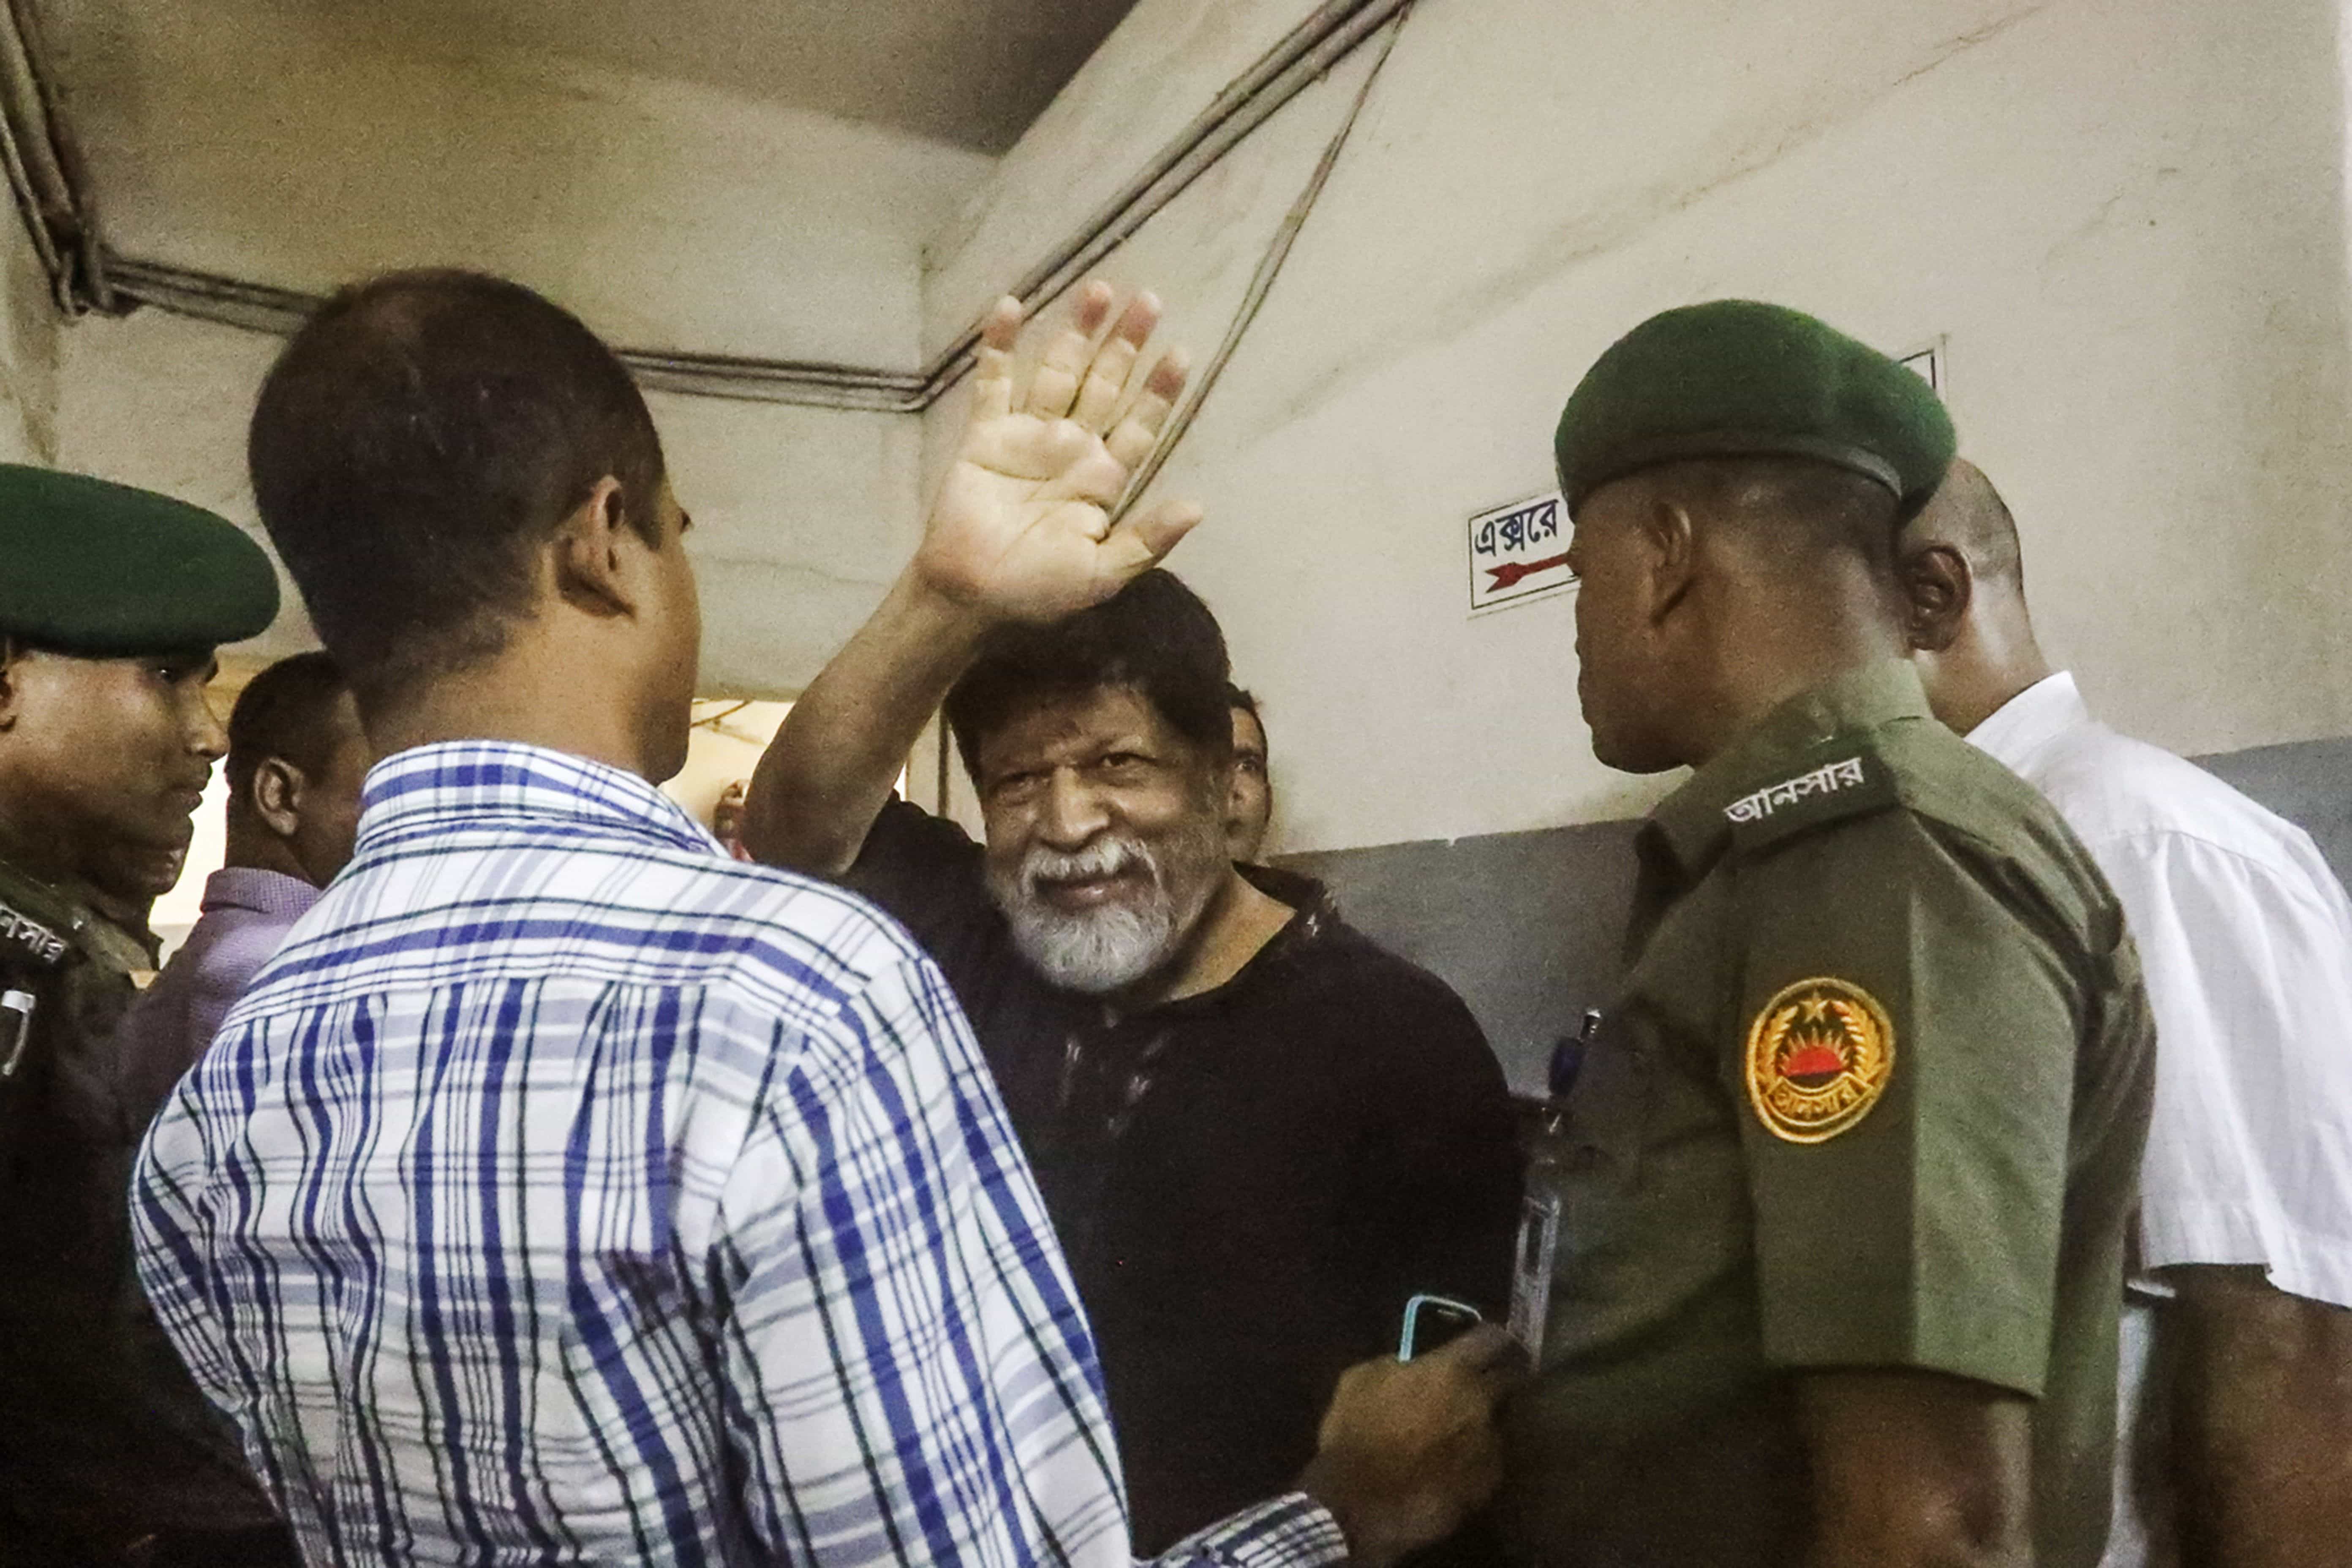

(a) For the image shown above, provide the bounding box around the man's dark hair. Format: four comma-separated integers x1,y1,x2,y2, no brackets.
1649,455,1906,578
226,651,351,803
247,269,667,706
945,569,1233,780
1226,683,1269,765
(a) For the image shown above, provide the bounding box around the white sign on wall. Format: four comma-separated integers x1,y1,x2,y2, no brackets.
1467,490,1574,615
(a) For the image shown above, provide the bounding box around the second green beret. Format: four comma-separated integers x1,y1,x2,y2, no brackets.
1554,299,1955,517
0,464,279,657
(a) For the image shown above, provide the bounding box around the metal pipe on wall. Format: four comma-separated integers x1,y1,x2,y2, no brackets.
103,257,934,414
33,0,1409,411
0,0,108,313
914,0,1415,406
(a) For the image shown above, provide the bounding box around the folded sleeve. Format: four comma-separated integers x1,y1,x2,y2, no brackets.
2090,828,2352,1307
1146,1494,1348,1567
1729,810,2078,1396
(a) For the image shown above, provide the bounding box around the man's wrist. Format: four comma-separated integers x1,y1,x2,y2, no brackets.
1296,1448,1396,1568
885,563,1004,653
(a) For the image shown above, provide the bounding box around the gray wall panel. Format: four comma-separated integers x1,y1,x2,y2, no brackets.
2196,736,2352,888
1280,735,2347,1094
1279,821,1640,1096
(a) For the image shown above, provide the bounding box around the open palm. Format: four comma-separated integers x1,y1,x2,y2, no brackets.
918,282,1201,623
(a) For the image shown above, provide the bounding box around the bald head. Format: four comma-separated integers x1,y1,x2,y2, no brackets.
1903,458,2023,591
1895,459,2050,734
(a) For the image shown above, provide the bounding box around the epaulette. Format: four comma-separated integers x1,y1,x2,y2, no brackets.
0,894,68,972
1721,740,1902,857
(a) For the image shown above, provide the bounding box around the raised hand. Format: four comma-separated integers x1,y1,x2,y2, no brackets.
915,281,1200,624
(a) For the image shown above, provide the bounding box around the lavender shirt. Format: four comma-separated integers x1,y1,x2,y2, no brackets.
118,867,320,1130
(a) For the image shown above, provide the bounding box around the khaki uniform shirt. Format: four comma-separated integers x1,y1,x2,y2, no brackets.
1500,662,2156,1568
0,855,275,1554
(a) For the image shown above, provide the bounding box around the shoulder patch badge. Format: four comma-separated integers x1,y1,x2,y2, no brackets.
1744,977,1895,1144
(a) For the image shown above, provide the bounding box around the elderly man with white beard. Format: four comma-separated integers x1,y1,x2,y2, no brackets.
745,284,1521,1564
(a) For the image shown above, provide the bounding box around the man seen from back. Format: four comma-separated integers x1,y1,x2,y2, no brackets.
1899,459,2352,1568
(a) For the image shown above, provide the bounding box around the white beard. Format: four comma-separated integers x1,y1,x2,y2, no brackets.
988,822,1227,995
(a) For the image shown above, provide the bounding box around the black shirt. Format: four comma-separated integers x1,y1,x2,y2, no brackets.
0,860,282,1556
847,800,1522,1553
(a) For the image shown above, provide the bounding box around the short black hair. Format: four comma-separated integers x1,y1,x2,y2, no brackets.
226,651,350,801
248,269,667,706
1648,455,1905,577
1227,683,1266,756
945,569,1233,779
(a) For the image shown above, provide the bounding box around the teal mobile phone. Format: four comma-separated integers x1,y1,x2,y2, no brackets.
1398,1293,1482,1361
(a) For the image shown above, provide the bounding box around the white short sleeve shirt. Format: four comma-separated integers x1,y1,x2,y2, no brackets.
1968,672,2352,1309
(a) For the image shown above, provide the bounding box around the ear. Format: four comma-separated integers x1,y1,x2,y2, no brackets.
0,638,22,733
251,757,306,840
550,476,641,619
1640,496,1701,626
1897,542,1972,654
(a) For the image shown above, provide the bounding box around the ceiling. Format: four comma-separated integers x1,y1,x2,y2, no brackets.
287,0,1144,153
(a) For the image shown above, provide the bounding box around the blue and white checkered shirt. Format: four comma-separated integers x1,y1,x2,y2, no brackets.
131,742,1345,1568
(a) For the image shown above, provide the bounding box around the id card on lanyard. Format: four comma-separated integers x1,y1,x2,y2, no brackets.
1507,1190,1561,1360
1510,1006,1599,1361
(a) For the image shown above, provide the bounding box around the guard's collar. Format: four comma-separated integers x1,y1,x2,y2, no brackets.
1644,660,1931,876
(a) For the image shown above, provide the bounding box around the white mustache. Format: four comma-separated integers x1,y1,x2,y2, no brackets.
990,821,1226,996
1021,836,1155,892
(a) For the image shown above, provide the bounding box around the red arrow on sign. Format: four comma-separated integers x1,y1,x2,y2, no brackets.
1486,553,1571,591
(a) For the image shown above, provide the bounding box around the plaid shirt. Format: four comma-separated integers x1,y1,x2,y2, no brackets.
131,742,1345,1568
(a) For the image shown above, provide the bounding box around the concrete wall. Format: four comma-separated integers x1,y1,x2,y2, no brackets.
928,0,2352,855
923,0,1331,358
53,309,923,696
54,0,988,365
46,0,987,694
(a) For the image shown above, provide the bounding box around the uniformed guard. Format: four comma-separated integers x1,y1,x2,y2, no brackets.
1499,302,2156,1568
0,465,295,1566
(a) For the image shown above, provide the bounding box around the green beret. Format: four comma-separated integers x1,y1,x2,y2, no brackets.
1554,299,1955,516
0,465,278,656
